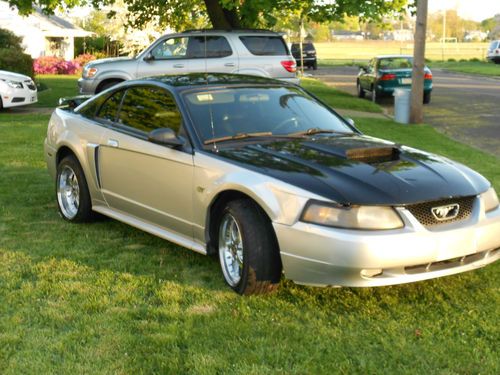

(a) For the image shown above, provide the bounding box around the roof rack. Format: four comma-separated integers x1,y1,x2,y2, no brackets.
182,28,279,34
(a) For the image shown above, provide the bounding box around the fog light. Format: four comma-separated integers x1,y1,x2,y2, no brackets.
361,268,383,278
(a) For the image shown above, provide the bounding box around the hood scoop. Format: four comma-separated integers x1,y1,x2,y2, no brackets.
345,146,400,164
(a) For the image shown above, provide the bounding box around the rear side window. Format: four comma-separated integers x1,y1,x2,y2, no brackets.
95,91,125,122
239,36,289,56
187,36,232,58
117,86,182,134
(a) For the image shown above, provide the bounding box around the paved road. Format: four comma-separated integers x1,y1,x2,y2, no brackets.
311,66,500,158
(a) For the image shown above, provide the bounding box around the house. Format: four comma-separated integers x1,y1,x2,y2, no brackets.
0,1,92,60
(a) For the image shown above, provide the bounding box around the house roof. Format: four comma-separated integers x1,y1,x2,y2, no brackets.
0,1,93,38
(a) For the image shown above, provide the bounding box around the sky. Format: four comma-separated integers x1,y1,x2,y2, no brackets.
428,0,500,22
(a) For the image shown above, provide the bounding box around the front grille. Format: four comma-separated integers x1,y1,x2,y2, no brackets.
405,196,475,227
12,97,25,103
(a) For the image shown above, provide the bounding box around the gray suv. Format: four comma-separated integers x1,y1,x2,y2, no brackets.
78,29,299,94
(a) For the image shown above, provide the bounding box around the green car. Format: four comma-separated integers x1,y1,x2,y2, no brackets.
357,55,433,104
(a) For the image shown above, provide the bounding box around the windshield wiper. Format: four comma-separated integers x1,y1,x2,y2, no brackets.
287,127,355,137
204,132,274,145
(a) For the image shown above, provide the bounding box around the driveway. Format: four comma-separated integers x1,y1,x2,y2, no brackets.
311,66,500,158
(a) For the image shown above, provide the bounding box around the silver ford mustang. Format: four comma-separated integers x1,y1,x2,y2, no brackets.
44,74,500,295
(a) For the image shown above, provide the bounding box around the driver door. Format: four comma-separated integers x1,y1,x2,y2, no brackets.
96,85,194,238
138,36,190,77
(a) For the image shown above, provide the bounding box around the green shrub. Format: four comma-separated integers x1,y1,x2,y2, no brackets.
469,57,481,62
0,28,23,50
0,48,34,78
447,58,457,62
0,27,34,78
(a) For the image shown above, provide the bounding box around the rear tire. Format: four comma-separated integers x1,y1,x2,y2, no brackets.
217,199,282,295
357,81,365,98
423,91,431,104
56,155,94,222
312,61,318,70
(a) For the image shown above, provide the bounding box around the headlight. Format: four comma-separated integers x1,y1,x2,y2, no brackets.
481,187,499,213
83,67,98,78
301,201,404,230
1,79,23,88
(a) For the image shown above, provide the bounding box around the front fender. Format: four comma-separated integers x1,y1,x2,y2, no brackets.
193,151,324,240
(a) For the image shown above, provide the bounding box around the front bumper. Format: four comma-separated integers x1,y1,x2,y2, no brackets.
274,199,500,287
1,86,37,108
78,78,99,95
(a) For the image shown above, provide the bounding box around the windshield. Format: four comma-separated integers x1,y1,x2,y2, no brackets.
183,86,353,144
378,57,412,70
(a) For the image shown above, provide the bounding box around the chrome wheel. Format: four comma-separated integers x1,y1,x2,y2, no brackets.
57,165,80,219
219,213,244,287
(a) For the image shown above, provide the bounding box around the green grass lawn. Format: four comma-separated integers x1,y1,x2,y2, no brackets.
35,75,80,107
428,61,500,77
0,80,499,374
301,78,382,113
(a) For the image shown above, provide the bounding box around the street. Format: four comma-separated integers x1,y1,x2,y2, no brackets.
311,66,500,158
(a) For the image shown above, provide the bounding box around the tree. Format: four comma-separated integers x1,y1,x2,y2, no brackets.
409,0,427,124
10,0,413,31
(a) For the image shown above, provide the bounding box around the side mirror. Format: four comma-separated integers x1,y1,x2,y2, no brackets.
148,128,185,148
359,65,367,72
345,117,355,127
144,52,155,62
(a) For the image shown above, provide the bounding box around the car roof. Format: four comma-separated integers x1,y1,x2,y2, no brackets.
140,73,295,91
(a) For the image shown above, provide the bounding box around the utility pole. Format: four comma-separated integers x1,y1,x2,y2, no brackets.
410,0,428,124
299,16,304,76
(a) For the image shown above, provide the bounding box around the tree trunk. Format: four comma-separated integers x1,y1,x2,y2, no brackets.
410,0,428,124
204,0,241,29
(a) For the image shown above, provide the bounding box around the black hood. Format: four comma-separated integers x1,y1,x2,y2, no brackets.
213,135,490,205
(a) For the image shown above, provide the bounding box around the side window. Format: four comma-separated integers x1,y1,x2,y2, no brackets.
117,86,182,134
95,90,125,122
186,36,232,58
239,36,288,56
78,95,106,119
151,37,188,59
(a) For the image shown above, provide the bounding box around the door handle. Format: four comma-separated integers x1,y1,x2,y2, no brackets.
107,139,119,148
224,63,235,67
173,64,184,68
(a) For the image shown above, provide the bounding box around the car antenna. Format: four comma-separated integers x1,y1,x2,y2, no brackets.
204,33,218,152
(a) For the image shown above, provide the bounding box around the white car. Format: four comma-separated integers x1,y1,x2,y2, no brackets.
0,70,38,109
487,40,500,64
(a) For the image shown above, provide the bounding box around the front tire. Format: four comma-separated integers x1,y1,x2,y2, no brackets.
217,199,281,295
56,155,94,222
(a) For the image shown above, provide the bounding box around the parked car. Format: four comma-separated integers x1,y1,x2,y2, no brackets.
357,55,433,103
78,29,298,94
291,42,317,70
45,73,500,295
487,40,500,64
0,70,37,109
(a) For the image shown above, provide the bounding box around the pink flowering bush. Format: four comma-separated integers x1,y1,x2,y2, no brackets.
73,53,96,68
33,54,97,75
